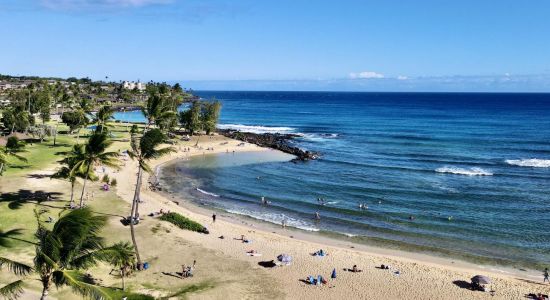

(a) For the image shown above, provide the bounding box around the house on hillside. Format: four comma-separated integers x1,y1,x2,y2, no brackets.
122,80,146,91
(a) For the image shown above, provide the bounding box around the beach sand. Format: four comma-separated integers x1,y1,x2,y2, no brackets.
108,134,550,300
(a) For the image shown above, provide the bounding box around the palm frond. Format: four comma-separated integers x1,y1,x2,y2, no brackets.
0,280,24,300
0,229,23,248
0,257,33,276
52,270,111,300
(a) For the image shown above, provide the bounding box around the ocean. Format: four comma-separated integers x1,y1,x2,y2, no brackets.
116,91,550,269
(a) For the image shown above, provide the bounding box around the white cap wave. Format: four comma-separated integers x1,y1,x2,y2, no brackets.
505,159,550,168
217,124,295,134
435,166,493,176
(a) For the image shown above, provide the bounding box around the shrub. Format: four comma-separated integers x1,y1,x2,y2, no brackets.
159,212,208,234
111,178,117,186
102,174,110,183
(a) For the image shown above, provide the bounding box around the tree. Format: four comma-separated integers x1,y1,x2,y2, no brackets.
0,228,33,300
178,100,202,135
51,145,96,208
61,110,89,135
0,137,27,176
127,128,175,266
103,242,135,290
93,105,114,134
201,101,221,135
72,132,119,208
34,208,132,300
1,109,32,134
141,94,175,131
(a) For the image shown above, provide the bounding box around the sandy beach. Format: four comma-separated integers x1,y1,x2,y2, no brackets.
105,134,550,300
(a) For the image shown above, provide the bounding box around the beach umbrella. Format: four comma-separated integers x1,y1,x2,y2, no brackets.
471,275,491,285
277,254,292,264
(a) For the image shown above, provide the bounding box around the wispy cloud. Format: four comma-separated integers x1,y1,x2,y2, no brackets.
349,71,385,79
40,0,173,11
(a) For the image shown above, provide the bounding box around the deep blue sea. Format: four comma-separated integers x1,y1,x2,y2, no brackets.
118,91,550,268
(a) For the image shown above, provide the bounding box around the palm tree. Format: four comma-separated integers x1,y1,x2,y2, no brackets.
94,105,114,134
104,242,135,290
34,208,133,300
0,137,27,176
127,128,175,265
51,145,96,209
141,94,175,131
0,228,33,300
72,133,119,208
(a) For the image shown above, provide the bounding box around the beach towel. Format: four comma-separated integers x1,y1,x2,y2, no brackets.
246,252,262,257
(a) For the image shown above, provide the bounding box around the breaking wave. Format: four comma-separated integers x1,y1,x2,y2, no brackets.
505,159,550,168
217,124,295,134
226,209,319,232
435,166,493,176
196,188,220,197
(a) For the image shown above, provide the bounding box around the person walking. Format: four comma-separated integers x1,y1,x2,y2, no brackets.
212,213,216,223
544,268,549,283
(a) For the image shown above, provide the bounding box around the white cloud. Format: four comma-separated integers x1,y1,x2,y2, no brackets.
397,75,408,80
349,71,384,79
40,0,172,10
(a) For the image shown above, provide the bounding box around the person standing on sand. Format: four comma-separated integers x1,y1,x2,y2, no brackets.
212,213,216,223
544,268,549,283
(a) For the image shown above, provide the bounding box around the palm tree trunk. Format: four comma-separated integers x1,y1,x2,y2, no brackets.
0,163,4,175
70,180,75,208
129,167,143,266
79,164,91,208
121,269,126,290
40,278,50,300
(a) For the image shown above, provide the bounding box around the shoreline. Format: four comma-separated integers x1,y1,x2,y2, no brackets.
155,151,542,281
112,134,550,299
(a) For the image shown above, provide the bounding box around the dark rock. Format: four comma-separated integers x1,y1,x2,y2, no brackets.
217,129,320,161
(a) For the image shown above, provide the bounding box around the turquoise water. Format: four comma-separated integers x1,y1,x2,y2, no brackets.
131,91,550,268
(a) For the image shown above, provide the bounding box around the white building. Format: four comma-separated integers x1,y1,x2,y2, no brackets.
122,81,146,91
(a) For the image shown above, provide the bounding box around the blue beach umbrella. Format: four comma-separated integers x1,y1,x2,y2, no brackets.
331,268,337,279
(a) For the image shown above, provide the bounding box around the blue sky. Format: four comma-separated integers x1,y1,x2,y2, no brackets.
1,0,550,91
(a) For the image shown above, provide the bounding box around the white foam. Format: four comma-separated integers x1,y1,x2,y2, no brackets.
298,133,339,142
226,209,319,232
435,166,493,176
217,124,295,134
505,159,550,168
196,188,220,197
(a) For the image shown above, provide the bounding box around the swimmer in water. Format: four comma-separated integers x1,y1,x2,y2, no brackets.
315,212,321,220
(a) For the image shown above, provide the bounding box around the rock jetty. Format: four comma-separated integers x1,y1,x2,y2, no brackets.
218,129,319,161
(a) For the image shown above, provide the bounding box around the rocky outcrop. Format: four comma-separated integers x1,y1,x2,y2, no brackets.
218,129,320,161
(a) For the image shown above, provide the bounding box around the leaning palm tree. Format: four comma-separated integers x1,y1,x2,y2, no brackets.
72,133,119,208
34,208,133,300
0,228,33,300
0,137,27,176
51,145,96,209
127,128,175,265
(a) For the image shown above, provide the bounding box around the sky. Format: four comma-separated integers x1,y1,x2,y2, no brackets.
1,0,550,92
